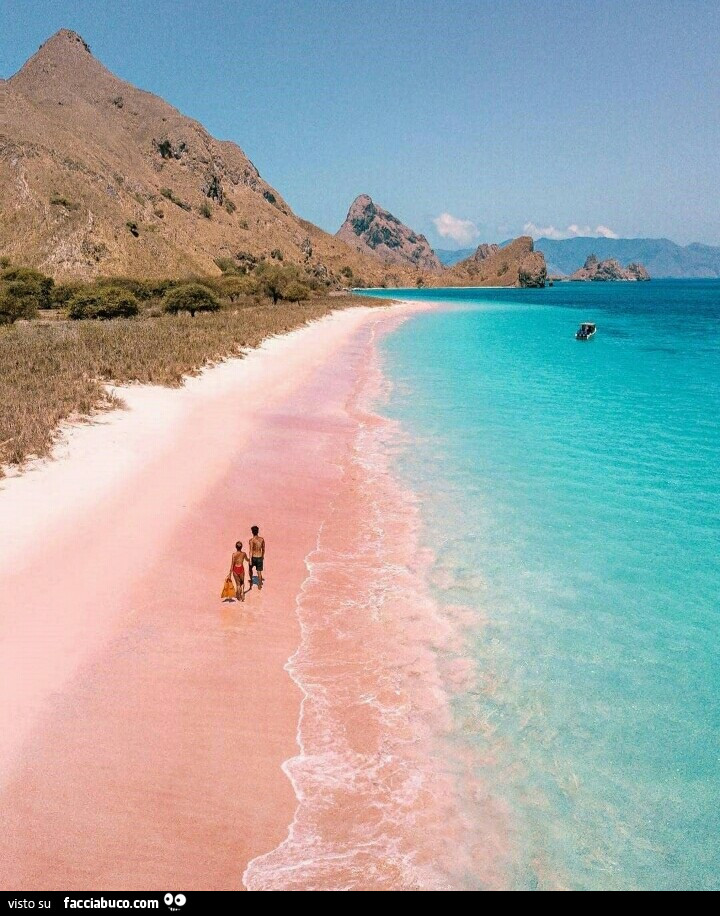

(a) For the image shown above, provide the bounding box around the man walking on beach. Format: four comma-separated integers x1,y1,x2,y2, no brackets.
249,525,265,590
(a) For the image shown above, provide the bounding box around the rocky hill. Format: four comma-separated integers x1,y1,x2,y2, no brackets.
570,255,650,281
336,194,442,272
337,200,548,288
437,236,547,288
0,30,408,284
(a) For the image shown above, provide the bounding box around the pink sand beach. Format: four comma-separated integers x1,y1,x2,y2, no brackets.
0,301,484,891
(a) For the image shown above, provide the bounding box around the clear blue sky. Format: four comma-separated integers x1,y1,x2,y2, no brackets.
2,0,719,247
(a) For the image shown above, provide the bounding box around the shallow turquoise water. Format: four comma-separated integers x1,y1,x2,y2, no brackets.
358,281,720,890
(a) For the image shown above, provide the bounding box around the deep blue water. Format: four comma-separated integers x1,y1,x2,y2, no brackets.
358,281,720,890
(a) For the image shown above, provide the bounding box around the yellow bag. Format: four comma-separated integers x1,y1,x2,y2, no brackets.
221,576,236,599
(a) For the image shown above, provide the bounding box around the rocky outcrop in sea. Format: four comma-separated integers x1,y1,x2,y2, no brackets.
571,254,650,281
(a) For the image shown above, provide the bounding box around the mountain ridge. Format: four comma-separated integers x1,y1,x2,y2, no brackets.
0,30,412,284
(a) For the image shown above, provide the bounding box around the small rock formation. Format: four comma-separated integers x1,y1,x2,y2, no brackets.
571,254,650,281
202,173,223,204
336,194,442,271
153,138,188,160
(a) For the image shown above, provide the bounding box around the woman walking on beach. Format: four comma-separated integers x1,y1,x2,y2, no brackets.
228,541,249,601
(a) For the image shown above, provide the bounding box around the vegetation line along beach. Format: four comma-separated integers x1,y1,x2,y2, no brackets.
0,259,389,473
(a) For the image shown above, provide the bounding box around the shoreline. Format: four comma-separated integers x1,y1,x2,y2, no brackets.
244,307,471,889
0,302,424,890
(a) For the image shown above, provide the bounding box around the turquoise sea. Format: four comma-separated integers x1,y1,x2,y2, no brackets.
358,281,720,890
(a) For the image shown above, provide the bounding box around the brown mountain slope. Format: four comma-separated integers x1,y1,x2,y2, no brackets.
0,30,408,283
336,194,442,272
435,236,547,287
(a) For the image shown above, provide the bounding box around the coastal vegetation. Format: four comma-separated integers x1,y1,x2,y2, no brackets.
68,287,140,320
0,258,388,473
161,283,220,316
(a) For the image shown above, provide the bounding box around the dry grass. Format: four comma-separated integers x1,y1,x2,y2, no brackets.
0,295,387,473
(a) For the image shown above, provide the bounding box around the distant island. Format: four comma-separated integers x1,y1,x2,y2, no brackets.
568,254,650,282
438,237,720,278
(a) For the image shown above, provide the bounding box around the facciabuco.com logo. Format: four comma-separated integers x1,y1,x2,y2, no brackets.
62,899,159,909
163,896,186,913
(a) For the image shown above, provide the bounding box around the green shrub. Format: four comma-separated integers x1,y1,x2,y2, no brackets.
253,262,311,304
217,275,259,302
214,257,238,274
68,287,140,320
254,263,288,304
271,248,284,261
126,221,140,237
162,283,221,317
0,256,11,269
0,284,37,323
224,199,237,214
283,281,311,302
340,266,354,279
51,281,85,308
94,277,164,302
198,202,212,219
0,266,54,312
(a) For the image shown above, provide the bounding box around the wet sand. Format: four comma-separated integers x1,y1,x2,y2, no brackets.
0,304,418,891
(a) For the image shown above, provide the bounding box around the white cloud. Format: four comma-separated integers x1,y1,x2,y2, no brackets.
523,222,573,240
523,221,620,241
433,212,480,245
595,225,620,239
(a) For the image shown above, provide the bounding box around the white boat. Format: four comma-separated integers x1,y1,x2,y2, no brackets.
575,322,596,340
